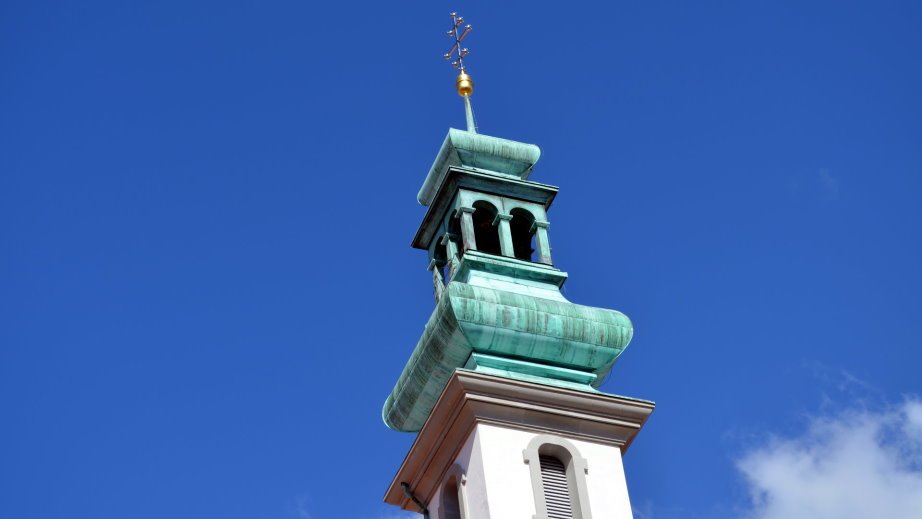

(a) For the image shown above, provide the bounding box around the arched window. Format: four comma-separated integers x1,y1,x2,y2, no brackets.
510,208,536,261
439,464,467,519
442,477,462,519
472,201,501,256
448,215,463,259
523,435,592,519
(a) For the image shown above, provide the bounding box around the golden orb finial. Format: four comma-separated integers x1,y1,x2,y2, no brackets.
456,71,474,97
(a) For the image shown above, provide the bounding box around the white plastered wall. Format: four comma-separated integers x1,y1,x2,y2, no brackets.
432,423,634,519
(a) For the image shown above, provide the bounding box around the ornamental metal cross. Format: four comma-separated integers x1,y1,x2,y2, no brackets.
443,12,472,71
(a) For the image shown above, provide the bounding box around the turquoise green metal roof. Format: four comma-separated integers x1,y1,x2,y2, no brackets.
418,129,542,206
382,277,633,432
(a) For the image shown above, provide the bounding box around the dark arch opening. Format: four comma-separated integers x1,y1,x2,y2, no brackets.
442,477,462,519
433,239,448,283
448,215,463,258
472,201,501,256
510,208,536,261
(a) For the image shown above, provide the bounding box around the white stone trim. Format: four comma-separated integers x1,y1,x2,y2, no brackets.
523,434,592,519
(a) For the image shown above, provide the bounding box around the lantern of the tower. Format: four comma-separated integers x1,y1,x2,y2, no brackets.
383,13,653,519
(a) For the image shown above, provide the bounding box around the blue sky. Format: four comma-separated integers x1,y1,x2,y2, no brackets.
2,1,921,518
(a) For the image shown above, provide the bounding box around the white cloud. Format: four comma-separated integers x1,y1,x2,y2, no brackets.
291,495,311,519
736,398,922,519
817,168,839,200
288,496,418,519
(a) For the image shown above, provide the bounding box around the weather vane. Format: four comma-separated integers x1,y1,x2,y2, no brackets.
444,12,472,74
443,12,477,132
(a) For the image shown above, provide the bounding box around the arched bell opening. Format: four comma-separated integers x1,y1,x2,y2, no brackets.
448,214,463,260
510,208,536,262
472,201,501,256
433,239,449,284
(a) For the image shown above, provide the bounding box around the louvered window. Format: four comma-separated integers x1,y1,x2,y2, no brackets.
539,454,573,519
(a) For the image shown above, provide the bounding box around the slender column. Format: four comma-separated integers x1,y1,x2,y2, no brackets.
441,233,461,280
456,207,477,252
428,259,445,303
441,233,459,259
493,213,514,258
531,220,552,265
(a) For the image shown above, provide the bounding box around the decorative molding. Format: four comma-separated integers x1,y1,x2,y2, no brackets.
530,220,550,232
492,213,513,226
465,352,598,387
440,232,460,246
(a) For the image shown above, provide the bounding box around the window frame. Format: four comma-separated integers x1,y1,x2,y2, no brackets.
523,434,593,519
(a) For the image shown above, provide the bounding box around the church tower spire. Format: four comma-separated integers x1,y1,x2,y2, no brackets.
383,13,654,518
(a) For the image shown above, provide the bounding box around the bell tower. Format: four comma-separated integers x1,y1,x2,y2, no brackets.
383,13,653,519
